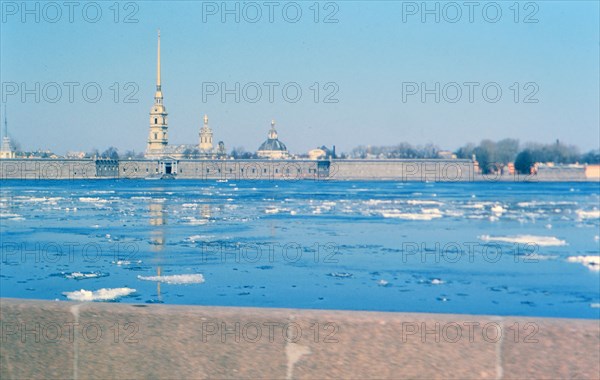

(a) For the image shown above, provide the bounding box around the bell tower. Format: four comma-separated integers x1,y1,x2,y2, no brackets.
146,29,168,158
199,114,213,152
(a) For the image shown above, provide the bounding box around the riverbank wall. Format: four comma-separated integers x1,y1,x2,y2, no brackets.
1,298,598,379
0,158,597,181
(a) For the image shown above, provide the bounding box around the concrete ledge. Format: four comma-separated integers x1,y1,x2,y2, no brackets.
1,298,598,379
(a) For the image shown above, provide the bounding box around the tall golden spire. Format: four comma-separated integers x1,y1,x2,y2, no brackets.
156,29,161,90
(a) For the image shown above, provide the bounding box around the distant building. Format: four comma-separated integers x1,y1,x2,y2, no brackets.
308,145,335,160
257,120,289,159
0,106,15,159
437,151,457,159
144,31,225,160
199,114,213,152
66,151,86,159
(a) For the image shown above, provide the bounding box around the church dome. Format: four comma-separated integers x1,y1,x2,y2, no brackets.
258,138,287,152
257,120,287,152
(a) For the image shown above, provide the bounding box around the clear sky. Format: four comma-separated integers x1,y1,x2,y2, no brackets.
1,1,598,155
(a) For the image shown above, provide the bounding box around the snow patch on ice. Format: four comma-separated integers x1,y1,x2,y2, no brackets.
479,235,567,247
137,274,205,284
63,287,136,301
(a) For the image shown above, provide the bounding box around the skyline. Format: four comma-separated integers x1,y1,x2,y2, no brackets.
1,1,599,155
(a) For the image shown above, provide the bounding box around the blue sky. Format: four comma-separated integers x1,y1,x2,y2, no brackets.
1,1,598,154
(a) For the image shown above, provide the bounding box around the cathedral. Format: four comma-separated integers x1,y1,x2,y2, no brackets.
145,31,225,160
144,31,289,161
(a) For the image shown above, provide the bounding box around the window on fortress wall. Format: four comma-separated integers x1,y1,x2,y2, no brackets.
154,133,158,139
264,169,267,173
146,168,148,173
155,118,158,124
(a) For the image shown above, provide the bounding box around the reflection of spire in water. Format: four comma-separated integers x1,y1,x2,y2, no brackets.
201,204,211,219
149,196,167,301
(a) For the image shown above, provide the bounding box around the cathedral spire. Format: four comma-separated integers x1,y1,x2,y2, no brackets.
156,29,161,90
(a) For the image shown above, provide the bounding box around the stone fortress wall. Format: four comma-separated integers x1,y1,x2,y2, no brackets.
0,158,597,182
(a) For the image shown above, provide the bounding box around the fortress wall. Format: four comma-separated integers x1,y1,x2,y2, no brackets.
331,159,475,181
0,159,97,180
0,158,596,182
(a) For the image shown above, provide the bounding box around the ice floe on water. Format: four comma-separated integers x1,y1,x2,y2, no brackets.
479,234,567,246
327,272,353,278
380,208,442,220
137,274,205,284
406,200,443,206
63,288,136,301
567,256,600,271
491,204,505,215
112,260,142,266
64,271,108,280
576,209,600,220
79,197,108,203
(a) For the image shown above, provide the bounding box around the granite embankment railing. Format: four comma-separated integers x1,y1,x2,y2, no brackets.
0,158,598,181
1,298,599,379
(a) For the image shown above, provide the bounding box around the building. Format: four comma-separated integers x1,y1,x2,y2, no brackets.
257,120,289,159
0,106,16,159
144,31,225,160
308,146,335,160
199,114,213,152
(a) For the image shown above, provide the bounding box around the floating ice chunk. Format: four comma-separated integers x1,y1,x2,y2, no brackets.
491,205,505,214
112,260,142,266
479,235,567,247
364,199,392,205
137,274,205,284
63,287,136,301
406,200,442,206
181,217,208,225
187,235,210,242
430,278,444,285
265,207,280,214
567,256,600,271
327,272,353,278
0,213,21,218
79,197,108,203
380,208,442,220
377,279,389,286
64,271,107,280
576,210,600,219
591,303,600,308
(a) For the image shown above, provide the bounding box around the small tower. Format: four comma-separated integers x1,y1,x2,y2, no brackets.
145,29,169,158
199,114,213,152
0,105,16,159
